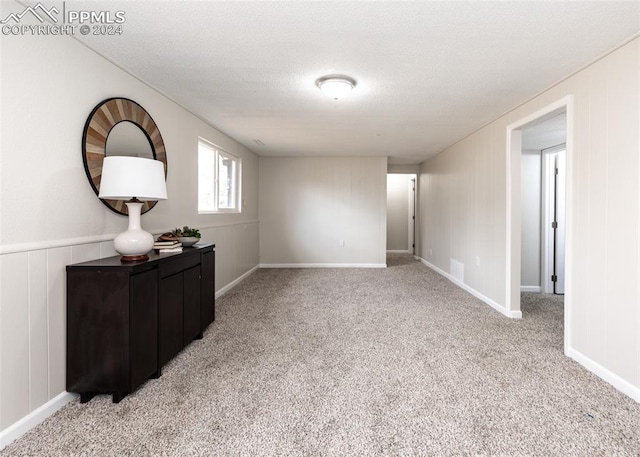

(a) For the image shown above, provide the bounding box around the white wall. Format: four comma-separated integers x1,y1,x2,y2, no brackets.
259,157,387,267
0,0,260,438
520,150,542,289
386,174,412,252
418,37,640,399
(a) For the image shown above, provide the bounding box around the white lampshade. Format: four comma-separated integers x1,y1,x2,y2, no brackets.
99,156,167,262
316,76,356,100
99,156,167,201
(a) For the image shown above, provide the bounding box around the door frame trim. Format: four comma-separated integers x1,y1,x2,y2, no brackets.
505,95,574,353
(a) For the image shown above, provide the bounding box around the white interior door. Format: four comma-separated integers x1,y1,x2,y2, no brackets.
409,178,416,254
542,146,566,294
555,149,566,294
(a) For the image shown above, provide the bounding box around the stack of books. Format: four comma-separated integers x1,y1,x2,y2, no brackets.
153,239,183,253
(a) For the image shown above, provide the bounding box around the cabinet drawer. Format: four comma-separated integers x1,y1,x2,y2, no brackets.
159,252,200,278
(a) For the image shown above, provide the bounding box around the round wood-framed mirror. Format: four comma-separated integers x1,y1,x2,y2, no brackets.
82,97,168,215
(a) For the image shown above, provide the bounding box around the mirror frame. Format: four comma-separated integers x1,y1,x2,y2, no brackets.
82,97,168,215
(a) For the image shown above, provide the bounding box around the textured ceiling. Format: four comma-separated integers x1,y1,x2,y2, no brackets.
54,1,640,164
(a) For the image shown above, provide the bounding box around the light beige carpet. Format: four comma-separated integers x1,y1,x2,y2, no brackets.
3,254,640,456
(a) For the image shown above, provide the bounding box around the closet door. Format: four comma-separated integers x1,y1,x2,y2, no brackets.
159,273,183,366
201,249,215,328
183,265,201,344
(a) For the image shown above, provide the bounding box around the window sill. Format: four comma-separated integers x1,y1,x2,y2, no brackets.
198,210,242,215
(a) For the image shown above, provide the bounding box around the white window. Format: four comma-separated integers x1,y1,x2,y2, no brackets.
198,139,241,213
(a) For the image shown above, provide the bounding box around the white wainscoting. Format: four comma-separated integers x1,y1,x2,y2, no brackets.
0,221,259,449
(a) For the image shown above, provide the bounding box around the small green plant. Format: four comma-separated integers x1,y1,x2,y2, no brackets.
172,226,201,238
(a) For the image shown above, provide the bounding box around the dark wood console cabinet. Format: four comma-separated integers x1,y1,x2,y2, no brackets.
66,244,215,403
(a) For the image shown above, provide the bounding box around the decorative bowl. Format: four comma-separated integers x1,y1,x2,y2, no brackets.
179,236,200,247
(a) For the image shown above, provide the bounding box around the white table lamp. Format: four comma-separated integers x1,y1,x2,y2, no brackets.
99,156,168,262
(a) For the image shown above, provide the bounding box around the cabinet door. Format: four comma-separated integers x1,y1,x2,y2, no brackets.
67,271,129,393
159,273,183,366
183,265,201,344
130,269,158,390
201,250,215,329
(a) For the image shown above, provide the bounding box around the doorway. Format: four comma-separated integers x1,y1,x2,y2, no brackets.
386,174,416,254
520,115,567,295
506,95,573,352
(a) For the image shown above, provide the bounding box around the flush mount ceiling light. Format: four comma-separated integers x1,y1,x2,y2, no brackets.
316,75,356,100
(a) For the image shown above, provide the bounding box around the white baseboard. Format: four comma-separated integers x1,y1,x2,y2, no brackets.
566,347,640,403
259,263,387,269
521,286,542,293
386,250,412,254
215,264,259,299
417,256,522,319
0,392,77,450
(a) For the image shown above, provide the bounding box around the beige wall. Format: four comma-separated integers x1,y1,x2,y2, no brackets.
259,156,387,266
521,150,542,289
0,0,260,435
419,119,507,305
418,37,640,399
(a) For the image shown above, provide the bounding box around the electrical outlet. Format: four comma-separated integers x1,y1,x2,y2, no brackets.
429,248,433,256
339,239,345,247
476,256,481,267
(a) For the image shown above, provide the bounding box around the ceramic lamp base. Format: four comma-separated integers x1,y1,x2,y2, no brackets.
113,201,154,262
